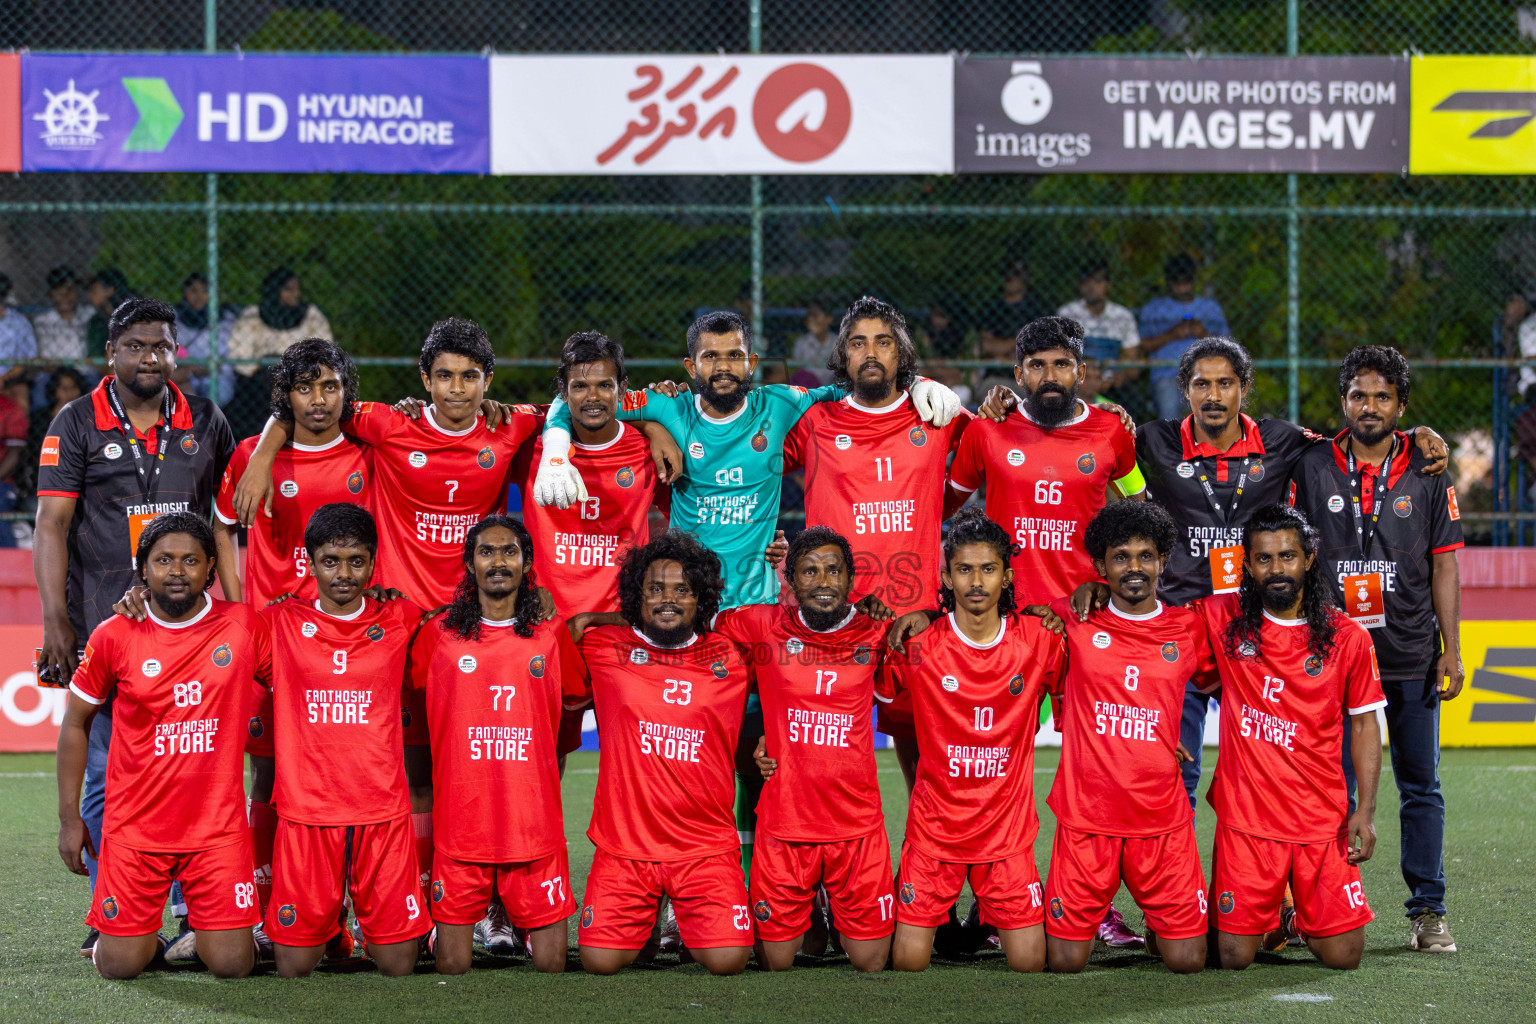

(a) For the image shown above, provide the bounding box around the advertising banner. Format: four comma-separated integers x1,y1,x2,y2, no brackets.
0,55,19,173
955,56,1409,173
0,626,62,754
1440,621,1536,747
21,54,489,174
490,55,953,175
1410,56,1536,174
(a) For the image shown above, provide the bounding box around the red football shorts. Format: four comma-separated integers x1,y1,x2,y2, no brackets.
749,829,895,942
401,687,428,746
245,681,274,758
87,835,260,937
266,814,430,947
1212,825,1374,938
875,693,916,744
431,847,575,929
578,847,753,951
895,839,1043,931
556,708,585,760
1044,824,1207,941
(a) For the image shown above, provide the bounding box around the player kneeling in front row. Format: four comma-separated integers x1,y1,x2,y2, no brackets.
1195,505,1385,970
258,504,432,977
57,513,262,979
881,509,1063,972
1036,501,1213,974
409,515,591,974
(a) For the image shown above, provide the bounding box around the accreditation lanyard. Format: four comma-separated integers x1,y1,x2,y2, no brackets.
105,378,175,506
1194,456,1251,526
1344,436,1398,559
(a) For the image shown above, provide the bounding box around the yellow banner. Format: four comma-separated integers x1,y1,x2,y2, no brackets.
1410,56,1536,173
1441,621,1536,746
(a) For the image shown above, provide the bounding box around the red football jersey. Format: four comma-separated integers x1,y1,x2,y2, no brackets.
717,604,888,842
783,395,973,614
948,403,1137,606
407,614,591,863
877,612,1062,861
70,599,260,851
1196,595,1387,843
257,596,422,826
214,434,372,607
344,403,539,608
579,624,751,862
1045,599,1216,837
515,421,665,615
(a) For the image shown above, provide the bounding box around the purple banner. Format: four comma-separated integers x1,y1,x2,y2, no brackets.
22,54,488,173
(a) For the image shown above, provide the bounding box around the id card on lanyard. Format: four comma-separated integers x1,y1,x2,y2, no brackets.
1196,457,1251,595
106,379,177,567
1342,437,1397,630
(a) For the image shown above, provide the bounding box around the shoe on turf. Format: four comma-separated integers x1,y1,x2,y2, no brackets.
79,929,99,957
479,898,519,956
164,926,199,963
657,898,683,955
324,923,355,962
1096,907,1146,949
1408,911,1457,953
252,923,274,962
800,886,831,959
1262,885,1298,951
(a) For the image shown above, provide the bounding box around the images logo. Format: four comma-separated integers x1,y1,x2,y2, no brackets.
1001,62,1052,125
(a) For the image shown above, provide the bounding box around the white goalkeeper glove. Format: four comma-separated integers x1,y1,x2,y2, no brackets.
909,376,962,427
532,427,590,508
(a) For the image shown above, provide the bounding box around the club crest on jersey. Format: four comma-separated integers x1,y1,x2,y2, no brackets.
400,706,413,727
1049,897,1064,920
347,471,365,494
408,451,428,469
785,637,805,656
366,624,386,642
431,880,445,903
1248,460,1265,482
1393,495,1413,518
753,900,772,922
711,660,728,679
630,647,649,665
1008,674,1024,696
834,434,852,451
616,466,635,489
899,882,915,905
1218,892,1234,915
301,622,318,638
1091,632,1111,650
1328,494,1345,513
1006,448,1025,467
1176,461,1195,478
751,429,768,453
277,904,298,927
458,655,478,674
180,433,199,455
529,655,546,678
212,644,232,668
909,426,927,447
854,646,871,665
102,442,123,460
1305,654,1324,677
688,441,705,460
1076,452,1095,475
1161,642,1179,663
941,675,959,692
279,479,299,498
581,905,594,928
141,658,162,678
100,895,120,920
248,716,264,739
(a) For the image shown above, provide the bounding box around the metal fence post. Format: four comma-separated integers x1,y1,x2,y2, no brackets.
1285,0,1300,422
203,0,222,404
748,0,764,351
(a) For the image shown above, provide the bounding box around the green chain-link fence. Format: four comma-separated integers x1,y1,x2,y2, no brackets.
2,1,1535,542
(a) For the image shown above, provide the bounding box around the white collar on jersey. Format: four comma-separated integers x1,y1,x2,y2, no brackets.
424,405,481,438
290,433,349,453
1107,599,1165,621
693,393,750,426
797,605,856,633
147,595,213,630
313,597,368,621
1019,397,1090,428
844,392,911,416
481,615,518,627
947,611,1007,650
632,625,699,649
573,425,626,452
1262,609,1309,628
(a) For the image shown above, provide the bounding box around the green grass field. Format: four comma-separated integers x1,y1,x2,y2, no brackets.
2,747,1532,1024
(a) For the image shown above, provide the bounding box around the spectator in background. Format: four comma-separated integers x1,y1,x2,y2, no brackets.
1503,291,1536,404
976,261,1052,399
0,273,39,389
790,297,838,387
20,367,84,503
84,269,133,354
919,295,969,359
0,377,24,545
175,273,237,405
1138,253,1229,420
228,268,332,438
30,266,99,411
1058,260,1141,375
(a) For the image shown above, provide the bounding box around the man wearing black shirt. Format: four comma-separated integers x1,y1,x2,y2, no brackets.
34,297,236,951
1292,345,1462,954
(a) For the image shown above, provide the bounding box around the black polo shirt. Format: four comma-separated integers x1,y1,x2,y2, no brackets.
36,376,235,638
1137,414,1324,606
1292,431,1463,682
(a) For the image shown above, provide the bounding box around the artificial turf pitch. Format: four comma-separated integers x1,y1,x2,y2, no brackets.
1,747,1531,1024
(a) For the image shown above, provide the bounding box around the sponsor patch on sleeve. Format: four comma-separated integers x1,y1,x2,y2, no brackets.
39,436,61,467
1447,485,1461,522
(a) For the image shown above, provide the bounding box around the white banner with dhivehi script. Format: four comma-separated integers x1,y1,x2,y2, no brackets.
491,55,953,174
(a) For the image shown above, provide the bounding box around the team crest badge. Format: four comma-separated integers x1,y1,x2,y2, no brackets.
711,661,728,679
1218,892,1234,915
529,655,545,677
753,900,772,922
366,624,385,642
100,896,119,920
909,426,927,447
1049,897,1064,920
785,637,804,656
854,646,871,665
180,434,199,455
616,466,635,489
688,441,705,460
400,706,413,728
1161,642,1179,663
458,655,478,674
431,880,445,903
1176,461,1195,478
347,471,365,494
1076,453,1095,475
408,451,428,469
1327,494,1345,513
1008,674,1024,696
102,442,123,460
277,904,298,927
1007,448,1025,467
835,434,852,451
1248,460,1265,482
477,447,496,470
751,429,768,453
941,675,959,693
301,622,318,638
1394,495,1413,518
580,906,594,928
212,643,232,668
279,479,299,498
899,882,915,905
248,716,264,739
141,658,162,678
1092,632,1111,650
1238,642,1258,658
630,648,649,665
1305,654,1324,677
